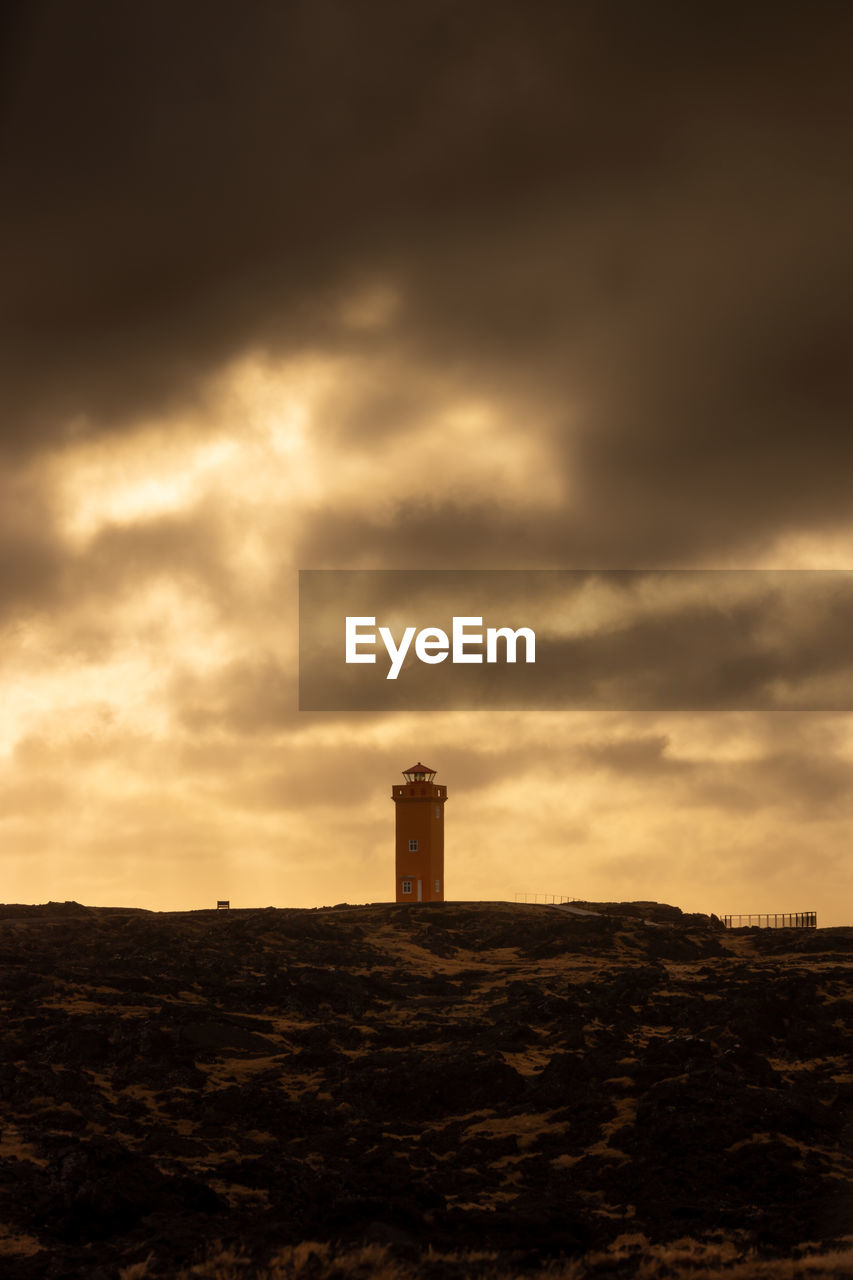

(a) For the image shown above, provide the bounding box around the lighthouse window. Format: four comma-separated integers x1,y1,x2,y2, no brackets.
435,805,440,818
401,879,412,894
408,839,418,851
435,880,440,893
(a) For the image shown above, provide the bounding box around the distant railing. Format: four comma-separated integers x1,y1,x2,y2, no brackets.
514,892,579,905
722,912,817,929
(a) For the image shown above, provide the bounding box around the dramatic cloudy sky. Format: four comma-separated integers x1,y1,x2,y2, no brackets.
2,1,852,920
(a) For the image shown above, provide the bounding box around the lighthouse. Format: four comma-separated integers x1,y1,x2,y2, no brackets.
392,762,446,903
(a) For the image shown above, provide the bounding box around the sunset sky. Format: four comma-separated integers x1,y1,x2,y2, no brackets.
2,3,852,921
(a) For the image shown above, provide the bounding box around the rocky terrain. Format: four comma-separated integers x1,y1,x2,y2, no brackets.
0,899,852,1278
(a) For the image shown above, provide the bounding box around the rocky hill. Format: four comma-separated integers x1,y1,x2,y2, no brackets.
0,899,852,1278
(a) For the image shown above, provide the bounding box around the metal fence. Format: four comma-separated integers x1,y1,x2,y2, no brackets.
722,912,817,929
513,892,579,905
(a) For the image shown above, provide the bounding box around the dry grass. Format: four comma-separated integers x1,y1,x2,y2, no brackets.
119,1255,155,1279
111,1239,845,1280
0,1124,47,1168
0,1224,43,1258
462,1109,568,1149
122,1237,853,1280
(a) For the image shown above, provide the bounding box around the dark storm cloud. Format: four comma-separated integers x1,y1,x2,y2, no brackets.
176,655,295,736
731,750,853,816
2,1,851,568
581,734,690,776
576,731,853,817
7,503,234,633
0,470,65,617
174,730,526,809
80,507,232,601
0,0,615,440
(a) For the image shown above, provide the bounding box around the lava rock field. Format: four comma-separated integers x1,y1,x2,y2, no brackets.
1,899,852,1277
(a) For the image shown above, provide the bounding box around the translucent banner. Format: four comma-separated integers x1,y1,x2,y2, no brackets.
298,569,853,711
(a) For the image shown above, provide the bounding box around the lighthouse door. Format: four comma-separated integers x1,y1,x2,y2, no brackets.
417,879,422,902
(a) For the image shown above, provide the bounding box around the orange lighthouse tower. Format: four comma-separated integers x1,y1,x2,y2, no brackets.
392,762,447,903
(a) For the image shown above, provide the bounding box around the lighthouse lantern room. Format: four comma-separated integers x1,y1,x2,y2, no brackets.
392,762,446,903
